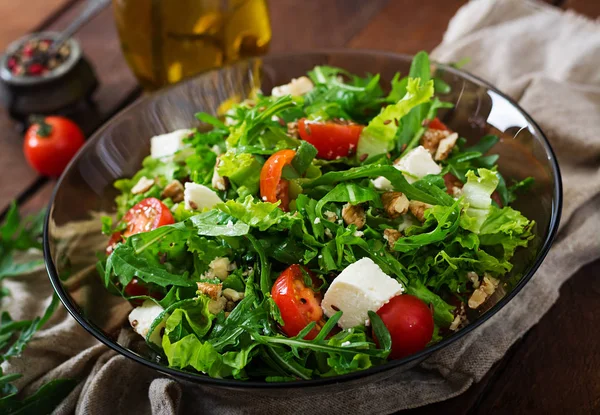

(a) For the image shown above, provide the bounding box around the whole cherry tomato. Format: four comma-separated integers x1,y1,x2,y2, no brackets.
375,295,434,359
298,118,364,160
271,264,325,340
23,116,85,177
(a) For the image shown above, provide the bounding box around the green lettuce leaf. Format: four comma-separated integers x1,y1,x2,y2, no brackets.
217,151,263,197
216,195,300,231
461,168,499,234
357,77,434,159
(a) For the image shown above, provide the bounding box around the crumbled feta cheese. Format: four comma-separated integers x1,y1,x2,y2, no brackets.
128,300,165,346
321,258,404,329
271,76,314,97
324,228,333,239
341,341,351,347
131,176,154,194
207,257,231,280
150,129,192,159
323,211,338,222
353,231,364,238
314,217,321,224
372,145,442,189
184,182,222,211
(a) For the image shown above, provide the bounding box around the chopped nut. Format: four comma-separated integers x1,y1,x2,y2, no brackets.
208,296,227,314
323,210,338,223
205,257,232,280
381,192,409,218
467,271,480,289
468,274,500,309
341,203,366,229
131,176,154,194
383,228,402,248
197,282,222,300
449,303,467,331
421,128,450,153
435,132,459,161
287,121,299,138
161,180,184,203
222,288,245,302
409,200,432,222
225,301,235,312
211,157,228,191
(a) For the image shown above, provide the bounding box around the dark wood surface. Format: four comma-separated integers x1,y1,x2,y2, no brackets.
1,0,598,413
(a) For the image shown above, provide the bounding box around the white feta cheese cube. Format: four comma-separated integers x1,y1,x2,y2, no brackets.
150,129,192,159
184,182,222,211
128,300,165,346
395,145,441,183
321,258,404,329
371,145,442,189
271,76,314,97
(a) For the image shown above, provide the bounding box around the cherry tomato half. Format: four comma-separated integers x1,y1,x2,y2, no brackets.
427,117,449,131
124,278,163,306
271,264,325,340
298,118,364,160
260,149,296,211
122,197,174,237
23,116,85,177
375,295,434,359
105,197,174,255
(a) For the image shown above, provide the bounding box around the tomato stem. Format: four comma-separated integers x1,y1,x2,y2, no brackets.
28,115,53,138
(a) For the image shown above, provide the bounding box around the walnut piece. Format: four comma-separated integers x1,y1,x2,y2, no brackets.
383,228,402,248
449,303,467,331
197,282,222,300
211,157,228,191
323,210,338,223
131,176,155,195
421,128,450,154
161,180,184,203
287,121,299,138
342,203,366,229
409,200,432,222
381,192,409,218
222,288,244,302
435,132,459,161
468,274,500,309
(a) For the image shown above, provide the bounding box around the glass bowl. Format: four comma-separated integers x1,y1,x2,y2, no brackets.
43,50,562,393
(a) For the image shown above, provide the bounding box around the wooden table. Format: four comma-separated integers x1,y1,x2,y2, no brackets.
0,0,598,413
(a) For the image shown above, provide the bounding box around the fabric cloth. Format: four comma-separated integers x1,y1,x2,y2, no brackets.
3,0,600,413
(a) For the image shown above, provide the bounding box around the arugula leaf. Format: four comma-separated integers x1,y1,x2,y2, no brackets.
367,311,391,353
357,77,434,159
291,141,318,175
405,279,454,326
408,51,431,82
315,183,382,218
394,200,462,253
0,378,77,414
305,165,447,206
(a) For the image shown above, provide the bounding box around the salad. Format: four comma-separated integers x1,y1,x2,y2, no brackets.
99,51,535,381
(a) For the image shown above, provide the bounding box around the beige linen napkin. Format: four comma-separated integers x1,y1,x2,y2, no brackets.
2,0,600,413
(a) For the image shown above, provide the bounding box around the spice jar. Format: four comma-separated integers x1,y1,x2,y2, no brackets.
0,31,98,123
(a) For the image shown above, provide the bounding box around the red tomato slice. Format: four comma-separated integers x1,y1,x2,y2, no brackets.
106,197,174,255
428,117,449,131
375,295,434,359
260,149,296,211
122,197,174,237
271,264,325,340
298,118,364,160
124,278,163,306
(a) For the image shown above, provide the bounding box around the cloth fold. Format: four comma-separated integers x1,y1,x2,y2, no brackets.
2,0,599,413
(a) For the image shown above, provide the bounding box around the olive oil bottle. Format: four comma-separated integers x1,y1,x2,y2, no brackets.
112,0,271,90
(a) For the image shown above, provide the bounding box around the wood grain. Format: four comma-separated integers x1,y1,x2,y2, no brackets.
0,0,74,49
473,260,600,414
347,0,465,54
268,0,390,52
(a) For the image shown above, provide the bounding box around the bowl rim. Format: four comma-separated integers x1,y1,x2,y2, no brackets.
43,48,563,389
